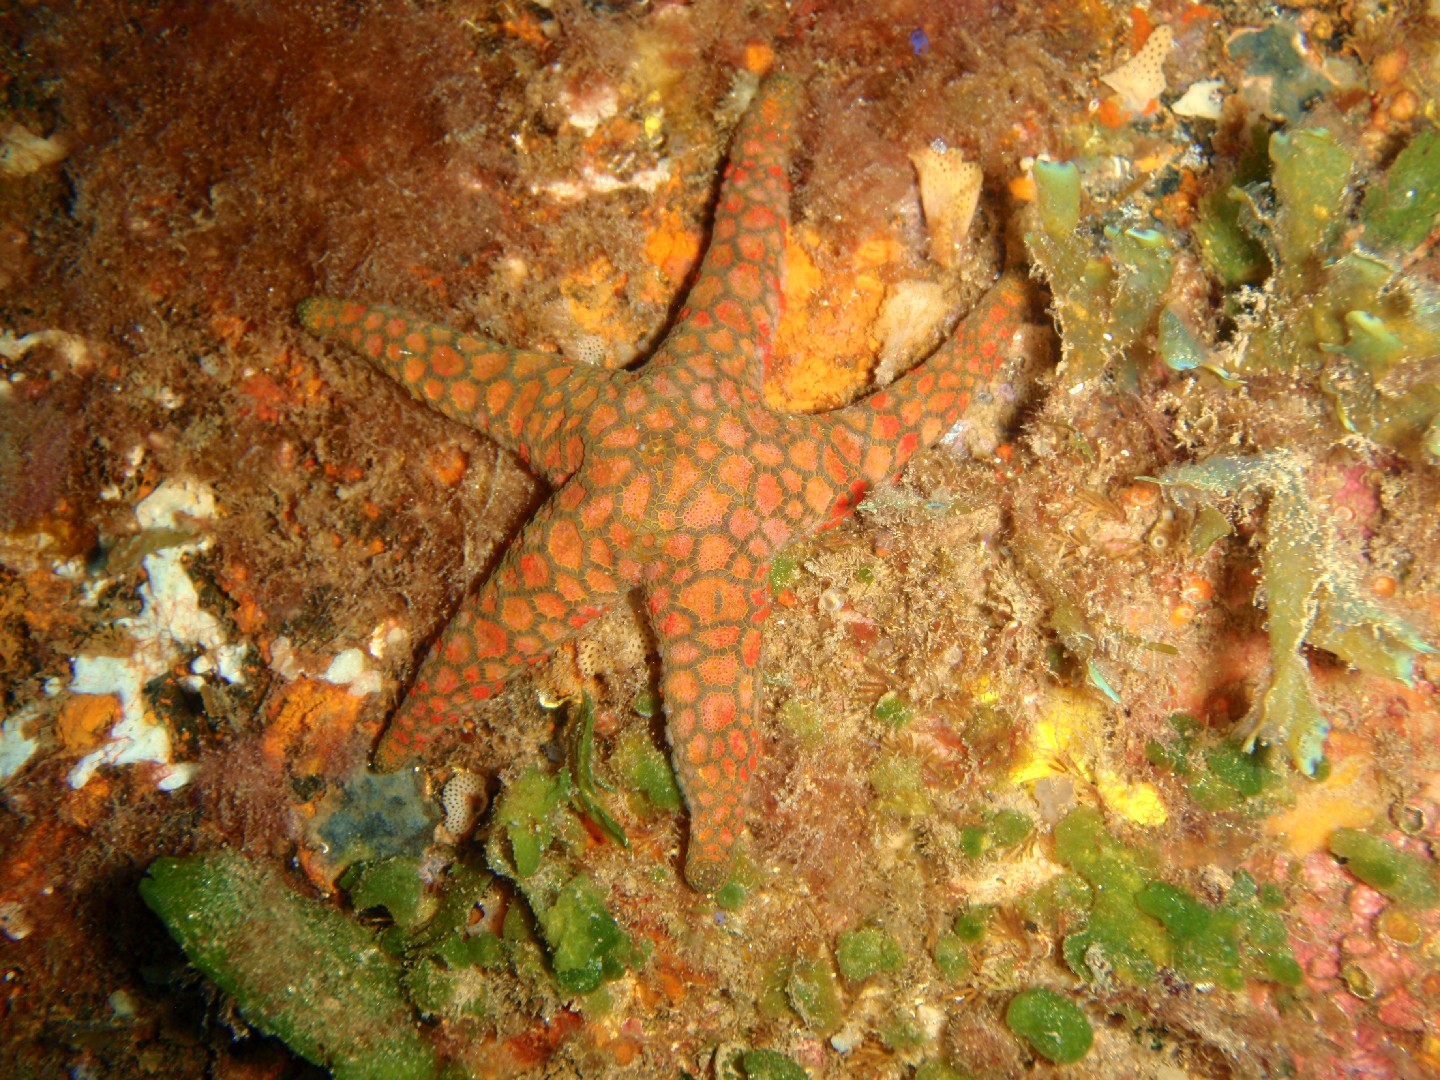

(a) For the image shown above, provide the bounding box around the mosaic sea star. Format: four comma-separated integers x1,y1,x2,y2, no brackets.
299,75,1028,892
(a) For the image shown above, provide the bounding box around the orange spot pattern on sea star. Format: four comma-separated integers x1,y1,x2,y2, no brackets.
298,75,1028,892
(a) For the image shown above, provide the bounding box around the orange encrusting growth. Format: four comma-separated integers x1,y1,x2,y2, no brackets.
299,74,1028,892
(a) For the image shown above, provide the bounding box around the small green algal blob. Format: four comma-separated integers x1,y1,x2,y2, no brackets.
615,727,683,814
436,929,504,971
953,910,990,943
934,933,973,980
991,809,1034,847
1005,988,1094,1064
836,925,904,981
1145,739,1190,776
778,697,824,747
1193,186,1269,287
1330,828,1440,908
786,956,843,1032
402,954,489,1022
915,1062,971,1080
1270,128,1353,294
492,767,565,879
873,691,914,728
1189,506,1234,556
768,551,798,590
854,564,875,584
741,1048,809,1080
1018,874,1093,938
957,826,987,858
715,880,749,911
1191,742,1278,810
880,1014,926,1050
870,753,930,816
141,852,436,1080
757,959,794,1020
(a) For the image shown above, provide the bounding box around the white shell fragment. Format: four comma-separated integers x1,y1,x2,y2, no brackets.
1101,25,1175,113
1171,78,1226,119
909,144,984,269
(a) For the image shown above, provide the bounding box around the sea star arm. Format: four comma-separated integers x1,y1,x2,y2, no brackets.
824,272,1030,495
298,297,615,484
373,496,625,768
652,74,800,385
645,568,767,892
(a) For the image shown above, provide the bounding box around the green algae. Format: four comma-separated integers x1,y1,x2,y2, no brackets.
1005,988,1093,1064
872,689,914,728
870,751,930,816
933,931,973,980
768,550,798,590
739,1048,809,1080
786,955,843,1032
955,813,1033,859
1051,809,1301,990
1362,126,1440,253
567,694,629,848
141,851,436,1080
1329,828,1440,908
952,908,991,943
343,857,500,1022
777,697,824,746
1269,128,1353,297
1187,505,1233,556
539,873,640,993
485,765,642,993
990,809,1034,847
615,724,683,814
835,924,904,981
345,855,432,931
915,1062,972,1080
1026,160,1175,387
934,908,991,979
1053,808,1169,983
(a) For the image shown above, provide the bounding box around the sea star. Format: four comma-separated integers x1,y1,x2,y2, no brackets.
299,74,1028,892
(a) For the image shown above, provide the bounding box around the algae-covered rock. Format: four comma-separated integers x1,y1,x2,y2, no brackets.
141,851,435,1080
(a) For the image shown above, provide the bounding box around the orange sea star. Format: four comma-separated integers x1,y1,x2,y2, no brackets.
299,75,1028,891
